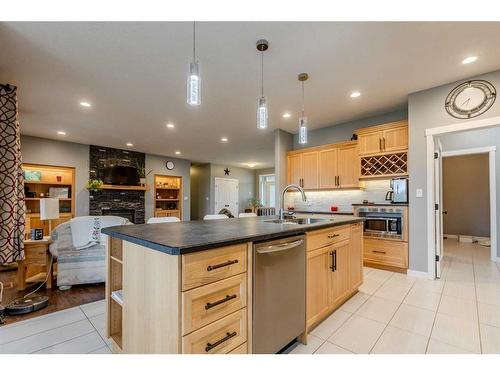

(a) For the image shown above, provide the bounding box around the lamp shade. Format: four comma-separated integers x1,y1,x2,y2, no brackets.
40,198,60,220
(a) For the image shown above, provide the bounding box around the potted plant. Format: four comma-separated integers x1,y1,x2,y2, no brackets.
135,160,153,186
86,179,103,192
248,197,263,213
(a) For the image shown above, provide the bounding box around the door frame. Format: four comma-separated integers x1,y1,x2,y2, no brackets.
214,177,239,214
440,146,497,264
425,116,500,278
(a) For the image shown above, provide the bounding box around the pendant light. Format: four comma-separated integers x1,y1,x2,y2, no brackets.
256,39,269,129
298,73,309,144
187,22,201,106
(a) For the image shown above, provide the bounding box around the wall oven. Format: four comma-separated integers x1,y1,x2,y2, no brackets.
354,206,406,241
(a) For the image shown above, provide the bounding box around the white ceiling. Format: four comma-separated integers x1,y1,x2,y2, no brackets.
2,22,500,168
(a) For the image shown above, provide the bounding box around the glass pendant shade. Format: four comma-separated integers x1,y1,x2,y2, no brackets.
187,61,201,106
298,116,308,144
257,96,268,129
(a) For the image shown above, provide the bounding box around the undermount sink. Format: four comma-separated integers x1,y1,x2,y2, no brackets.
264,217,330,225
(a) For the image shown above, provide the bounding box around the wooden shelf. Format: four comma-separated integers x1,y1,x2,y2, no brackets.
111,256,123,264
156,198,179,201
25,197,72,201
101,184,148,191
155,187,180,190
154,174,182,220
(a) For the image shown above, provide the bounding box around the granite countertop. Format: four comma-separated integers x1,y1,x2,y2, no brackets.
352,203,408,207
102,216,364,255
294,210,354,216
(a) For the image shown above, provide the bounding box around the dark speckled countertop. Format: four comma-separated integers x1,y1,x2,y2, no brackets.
102,216,364,255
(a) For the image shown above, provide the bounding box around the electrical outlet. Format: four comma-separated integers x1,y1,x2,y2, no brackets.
416,188,423,198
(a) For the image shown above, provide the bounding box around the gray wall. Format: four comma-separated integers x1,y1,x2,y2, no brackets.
145,154,191,221
408,69,500,271
190,163,211,220
21,135,90,216
274,129,294,208
210,164,256,214
442,153,490,237
293,109,407,149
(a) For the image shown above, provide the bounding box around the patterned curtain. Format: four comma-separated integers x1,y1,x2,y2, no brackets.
0,84,25,263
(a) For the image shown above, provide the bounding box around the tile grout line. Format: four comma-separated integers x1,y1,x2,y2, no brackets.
86,309,110,348
31,330,99,354
472,254,483,354
424,253,448,353
0,317,90,347
367,273,416,354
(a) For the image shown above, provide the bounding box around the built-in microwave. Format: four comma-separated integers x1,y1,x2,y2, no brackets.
355,206,405,241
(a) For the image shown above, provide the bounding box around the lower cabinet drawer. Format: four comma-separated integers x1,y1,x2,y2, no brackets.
228,342,248,354
307,225,351,251
364,238,408,268
182,308,247,354
182,273,247,335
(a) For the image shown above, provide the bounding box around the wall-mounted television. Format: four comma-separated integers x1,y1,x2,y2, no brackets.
102,166,140,186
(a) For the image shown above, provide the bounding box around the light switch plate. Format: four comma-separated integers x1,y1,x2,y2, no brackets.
416,188,423,198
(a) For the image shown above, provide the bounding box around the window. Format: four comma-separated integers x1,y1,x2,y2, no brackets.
259,174,275,208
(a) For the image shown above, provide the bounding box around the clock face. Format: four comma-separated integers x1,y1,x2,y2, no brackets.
445,80,496,119
166,161,175,170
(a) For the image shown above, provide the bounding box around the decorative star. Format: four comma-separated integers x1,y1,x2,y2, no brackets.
224,168,230,175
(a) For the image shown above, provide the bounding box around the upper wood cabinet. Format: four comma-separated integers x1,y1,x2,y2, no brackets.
357,120,408,156
287,141,359,190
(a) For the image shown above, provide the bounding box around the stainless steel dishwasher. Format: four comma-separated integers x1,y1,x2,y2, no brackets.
253,235,306,354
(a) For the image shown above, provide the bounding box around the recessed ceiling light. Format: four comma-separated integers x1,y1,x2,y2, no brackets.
57,131,66,136
282,113,291,118
166,123,175,128
221,137,228,142
126,142,133,147
350,91,361,98
462,56,478,65
175,151,181,155
246,163,257,168
79,101,91,107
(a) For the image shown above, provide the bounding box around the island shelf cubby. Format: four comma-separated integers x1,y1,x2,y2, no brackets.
107,237,123,352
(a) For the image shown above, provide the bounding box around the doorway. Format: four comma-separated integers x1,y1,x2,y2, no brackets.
214,177,239,215
426,121,499,278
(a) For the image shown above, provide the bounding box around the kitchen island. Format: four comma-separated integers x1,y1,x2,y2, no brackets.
102,215,364,354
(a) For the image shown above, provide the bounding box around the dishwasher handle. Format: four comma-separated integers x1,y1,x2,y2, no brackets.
256,239,304,254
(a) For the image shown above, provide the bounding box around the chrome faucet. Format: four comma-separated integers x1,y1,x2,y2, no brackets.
279,184,307,220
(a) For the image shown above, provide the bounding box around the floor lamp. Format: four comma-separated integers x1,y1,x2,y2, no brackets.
40,198,60,235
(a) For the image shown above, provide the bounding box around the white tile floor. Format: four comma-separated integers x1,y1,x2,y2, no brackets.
1,239,499,354
289,239,500,354
0,300,111,354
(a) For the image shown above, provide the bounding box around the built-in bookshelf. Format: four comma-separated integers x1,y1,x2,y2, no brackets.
22,163,75,235
107,237,123,353
154,174,182,219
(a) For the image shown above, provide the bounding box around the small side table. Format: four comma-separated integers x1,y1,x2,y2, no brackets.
17,237,55,291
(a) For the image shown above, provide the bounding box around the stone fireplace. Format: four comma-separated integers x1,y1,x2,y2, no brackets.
89,145,145,224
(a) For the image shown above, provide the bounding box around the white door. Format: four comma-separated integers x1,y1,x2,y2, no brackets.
434,139,444,278
214,178,239,216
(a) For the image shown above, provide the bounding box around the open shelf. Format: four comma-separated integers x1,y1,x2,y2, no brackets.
154,174,182,220
108,237,123,352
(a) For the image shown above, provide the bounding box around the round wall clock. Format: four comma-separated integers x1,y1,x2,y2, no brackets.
445,80,496,119
166,161,175,170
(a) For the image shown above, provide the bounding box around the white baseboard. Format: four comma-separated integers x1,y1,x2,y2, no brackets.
407,269,429,279
443,234,458,239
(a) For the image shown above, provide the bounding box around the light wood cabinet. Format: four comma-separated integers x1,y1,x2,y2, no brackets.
337,144,359,188
306,223,364,331
357,120,408,156
288,141,359,190
349,223,363,290
306,246,333,328
287,154,302,186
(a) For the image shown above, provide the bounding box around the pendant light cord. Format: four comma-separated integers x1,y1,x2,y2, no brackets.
192,21,196,61
301,81,305,118
261,50,264,97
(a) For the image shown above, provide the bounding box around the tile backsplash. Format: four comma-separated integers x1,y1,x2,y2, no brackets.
286,179,391,213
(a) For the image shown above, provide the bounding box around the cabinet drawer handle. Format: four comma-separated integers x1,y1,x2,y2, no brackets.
328,233,340,239
205,331,237,352
207,259,238,271
205,294,237,310
329,251,335,272
372,250,387,254
379,138,382,151
333,249,337,271
383,137,386,150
